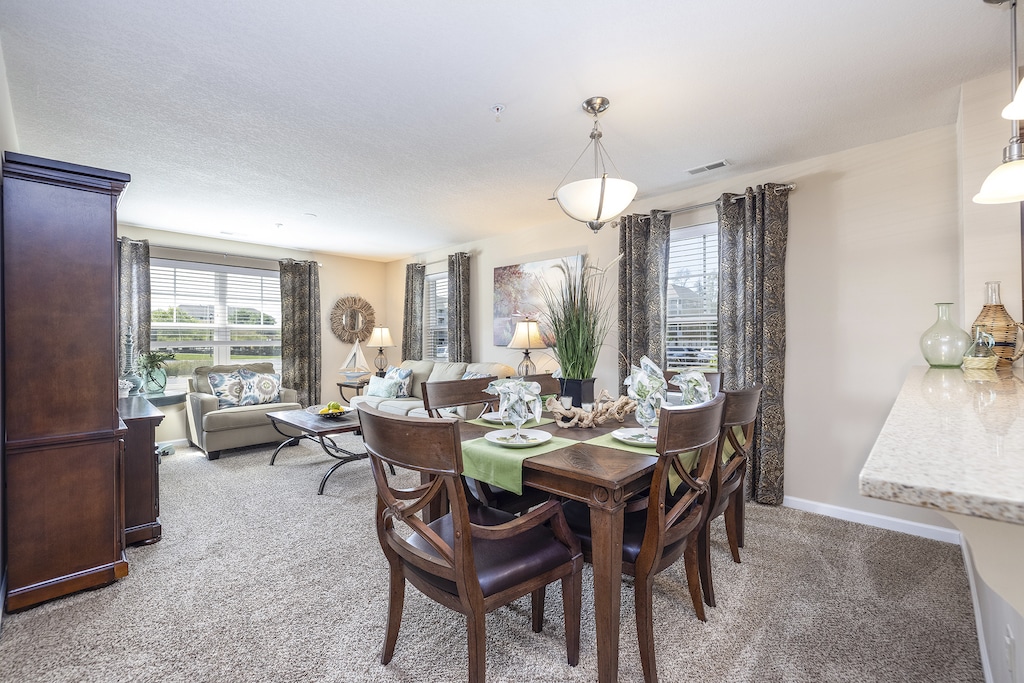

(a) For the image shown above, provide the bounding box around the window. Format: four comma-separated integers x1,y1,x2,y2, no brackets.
425,274,449,361
150,258,282,389
665,222,718,370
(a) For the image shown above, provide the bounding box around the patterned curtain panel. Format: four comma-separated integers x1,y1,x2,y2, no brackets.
402,263,426,361
717,183,790,505
448,252,472,363
117,237,151,373
617,210,669,388
279,259,322,407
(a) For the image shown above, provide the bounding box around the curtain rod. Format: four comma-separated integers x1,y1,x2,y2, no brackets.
665,182,797,216
149,243,322,267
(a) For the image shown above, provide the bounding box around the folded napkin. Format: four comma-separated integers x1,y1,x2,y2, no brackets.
624,356,668,430
460,435,575,495
666,369,714,405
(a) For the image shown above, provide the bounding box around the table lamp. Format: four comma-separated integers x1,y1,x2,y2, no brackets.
366,326,395,376
507,319,546,376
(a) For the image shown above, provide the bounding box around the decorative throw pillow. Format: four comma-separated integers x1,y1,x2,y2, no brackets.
208,371,245,409
237,369,281,406
366,375,402,398
461,371,490,380
384,365,413,398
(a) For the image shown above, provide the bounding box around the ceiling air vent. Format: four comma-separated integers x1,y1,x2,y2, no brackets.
686,159,730,175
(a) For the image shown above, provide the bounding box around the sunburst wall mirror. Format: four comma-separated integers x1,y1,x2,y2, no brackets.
330,296,376,343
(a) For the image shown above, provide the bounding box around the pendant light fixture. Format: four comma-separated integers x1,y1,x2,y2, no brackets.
975,0,1024,204
551,96,638,232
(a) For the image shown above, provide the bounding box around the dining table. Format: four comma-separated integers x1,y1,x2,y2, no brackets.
452,413,659,683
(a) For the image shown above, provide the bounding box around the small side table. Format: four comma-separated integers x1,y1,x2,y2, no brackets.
337,380,369,405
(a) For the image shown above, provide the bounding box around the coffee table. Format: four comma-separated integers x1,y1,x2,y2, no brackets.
265,408,366,494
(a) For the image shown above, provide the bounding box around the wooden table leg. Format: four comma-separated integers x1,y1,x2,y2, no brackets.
589,496,625,683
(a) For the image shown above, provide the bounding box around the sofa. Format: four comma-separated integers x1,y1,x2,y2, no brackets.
348,360,515,418
186,362,302,460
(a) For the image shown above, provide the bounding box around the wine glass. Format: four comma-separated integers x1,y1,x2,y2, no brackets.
634,395,659,444
508,403,528,443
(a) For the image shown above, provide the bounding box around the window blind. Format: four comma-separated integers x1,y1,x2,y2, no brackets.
665,222,719,369
149,258,282,377
425,274,449,361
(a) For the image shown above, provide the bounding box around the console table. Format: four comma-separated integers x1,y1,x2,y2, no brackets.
119,396,165,546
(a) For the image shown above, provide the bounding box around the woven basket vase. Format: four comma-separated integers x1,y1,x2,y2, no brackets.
972,305,1023,368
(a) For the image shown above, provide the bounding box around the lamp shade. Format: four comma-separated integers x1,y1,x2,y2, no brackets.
973,158,1024,204
366,326,395,348
555,175,638,225
507,320,546,350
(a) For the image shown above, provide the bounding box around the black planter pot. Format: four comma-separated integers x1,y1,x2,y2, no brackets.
559,377,596,408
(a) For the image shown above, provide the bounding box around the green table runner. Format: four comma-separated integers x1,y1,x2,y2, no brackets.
461,435,575,494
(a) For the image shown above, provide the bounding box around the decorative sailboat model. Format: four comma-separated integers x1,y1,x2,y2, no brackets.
339,343,372,381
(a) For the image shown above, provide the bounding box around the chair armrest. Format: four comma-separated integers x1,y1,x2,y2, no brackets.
470,499,582,555
280,387,298,403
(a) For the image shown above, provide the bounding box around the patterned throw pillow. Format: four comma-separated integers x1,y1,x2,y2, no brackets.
237,369,281,406
384,365,414,398
366,375,402,398
461,371,490,380
208,371,245,409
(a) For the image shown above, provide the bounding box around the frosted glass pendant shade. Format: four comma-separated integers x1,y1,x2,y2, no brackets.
973,158,1024,204
555,175,638,228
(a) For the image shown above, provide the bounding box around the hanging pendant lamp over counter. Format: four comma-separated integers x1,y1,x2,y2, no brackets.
551,97,638,232
975,0,1024,204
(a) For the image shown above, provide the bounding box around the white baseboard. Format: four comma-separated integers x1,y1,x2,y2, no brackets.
782,496,962,545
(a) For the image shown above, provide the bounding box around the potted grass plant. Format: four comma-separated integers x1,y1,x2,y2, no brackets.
539,254,614,407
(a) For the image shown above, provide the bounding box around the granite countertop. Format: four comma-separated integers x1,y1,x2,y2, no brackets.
859,365,1024,525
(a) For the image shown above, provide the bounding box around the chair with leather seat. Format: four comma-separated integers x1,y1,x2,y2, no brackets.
561,393,725,683
358,405,583,683
697,384,762,608
422,376,550,516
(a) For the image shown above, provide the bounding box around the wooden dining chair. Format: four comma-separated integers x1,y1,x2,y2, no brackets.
561,393,725,683
697,384,762,608
422,376,550,516
420,375,499,420
518,372,561,398
357,405,583,683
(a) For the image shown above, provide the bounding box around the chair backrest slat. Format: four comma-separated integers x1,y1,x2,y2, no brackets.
421,375,498,418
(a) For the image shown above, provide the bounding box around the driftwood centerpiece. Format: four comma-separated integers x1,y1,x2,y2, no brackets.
544,390,636,428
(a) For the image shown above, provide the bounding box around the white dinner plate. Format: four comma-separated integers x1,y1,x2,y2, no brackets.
483,428,551,448
610,427,658,447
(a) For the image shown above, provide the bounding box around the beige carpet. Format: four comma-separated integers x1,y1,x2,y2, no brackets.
0,438,984,682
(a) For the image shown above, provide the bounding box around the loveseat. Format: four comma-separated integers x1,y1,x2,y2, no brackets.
348,360,515,418
186,362,302,460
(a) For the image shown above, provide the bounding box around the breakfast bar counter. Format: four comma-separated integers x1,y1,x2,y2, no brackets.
859,365,1024,657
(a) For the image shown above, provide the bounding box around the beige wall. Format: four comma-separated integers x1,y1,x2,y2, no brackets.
0,37,17,153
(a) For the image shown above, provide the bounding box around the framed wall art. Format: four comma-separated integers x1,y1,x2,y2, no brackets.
492,254,581,346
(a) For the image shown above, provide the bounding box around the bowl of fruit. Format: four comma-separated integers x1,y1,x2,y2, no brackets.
308,401,350,419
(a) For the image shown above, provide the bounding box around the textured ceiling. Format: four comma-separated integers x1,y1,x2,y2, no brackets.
0,0,1012,260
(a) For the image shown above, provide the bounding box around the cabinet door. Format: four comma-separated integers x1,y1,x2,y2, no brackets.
5,438,127,610
3,176,119,441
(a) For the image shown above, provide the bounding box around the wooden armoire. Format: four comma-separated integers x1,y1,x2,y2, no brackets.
2,152,131,611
